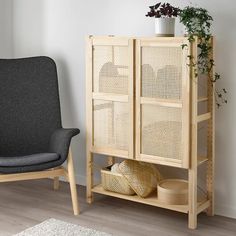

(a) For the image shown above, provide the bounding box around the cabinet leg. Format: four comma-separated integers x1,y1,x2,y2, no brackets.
87,151,94,204
188,168,198,229
188,212,197,229
206,160,214,216
206,37,215,217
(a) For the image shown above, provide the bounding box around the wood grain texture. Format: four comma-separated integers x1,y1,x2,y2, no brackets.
86,36,94,204
0,167,66,183
206,36,215,216
67,149,80,215
135,39,141,161
0,180,235,236
188,37,198,229
128,38,134,159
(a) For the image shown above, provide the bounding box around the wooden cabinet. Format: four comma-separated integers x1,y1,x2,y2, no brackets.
86,36,215,229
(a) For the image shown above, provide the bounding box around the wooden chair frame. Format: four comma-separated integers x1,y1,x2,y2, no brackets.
0,148,79,215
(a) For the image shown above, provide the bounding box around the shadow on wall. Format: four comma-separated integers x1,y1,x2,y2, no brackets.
54,57,84,178
55,57,78,125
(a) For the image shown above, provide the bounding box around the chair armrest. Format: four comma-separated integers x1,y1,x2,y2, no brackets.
49,128,80,162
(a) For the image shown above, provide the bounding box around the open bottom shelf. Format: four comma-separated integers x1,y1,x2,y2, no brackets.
92,184,210,214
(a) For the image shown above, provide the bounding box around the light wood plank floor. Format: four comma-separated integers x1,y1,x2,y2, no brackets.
0,179,235,236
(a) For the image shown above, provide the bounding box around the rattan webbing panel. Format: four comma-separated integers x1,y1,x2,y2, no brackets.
141,46,182,99
93,100,129,150
93,45,129,94
141,104,182,160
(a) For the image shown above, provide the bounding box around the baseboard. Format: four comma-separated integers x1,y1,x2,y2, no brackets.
58,174,85,186
59,174,99,187
75,174,86,186
215,204,236,219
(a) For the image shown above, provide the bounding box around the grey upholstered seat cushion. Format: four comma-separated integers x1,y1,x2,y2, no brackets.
0,153,60,167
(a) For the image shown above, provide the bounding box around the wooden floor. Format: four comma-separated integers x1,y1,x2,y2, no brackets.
0,180,235,236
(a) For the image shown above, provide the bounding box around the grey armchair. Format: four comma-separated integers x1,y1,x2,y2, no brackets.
0,56,80,215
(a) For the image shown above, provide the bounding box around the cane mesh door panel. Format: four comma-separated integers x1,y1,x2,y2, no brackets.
142,105,182,160
93,100,129,151
90,37,134,158
142,46,182,99
136,39,190,168
93,46,129,95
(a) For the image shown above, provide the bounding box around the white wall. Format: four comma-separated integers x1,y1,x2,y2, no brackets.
8,0,236,218
12,0,46,56
0,0,13,57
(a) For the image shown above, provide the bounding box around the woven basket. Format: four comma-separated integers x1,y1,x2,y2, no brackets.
101,166,135,195
119,160,162,198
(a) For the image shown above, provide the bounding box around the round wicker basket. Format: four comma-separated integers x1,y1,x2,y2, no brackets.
157,179,188,205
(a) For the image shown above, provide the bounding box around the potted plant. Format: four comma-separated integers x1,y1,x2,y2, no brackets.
179,6,227,107
146,2,180,37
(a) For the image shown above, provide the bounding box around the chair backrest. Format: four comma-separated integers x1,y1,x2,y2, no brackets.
0,57,62,156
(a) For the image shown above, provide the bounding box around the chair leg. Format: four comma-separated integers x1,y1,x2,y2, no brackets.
67,148,80,215
53,177,60,190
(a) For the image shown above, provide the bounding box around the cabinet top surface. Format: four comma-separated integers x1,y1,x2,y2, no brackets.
88,35,188,39
87,35,214,41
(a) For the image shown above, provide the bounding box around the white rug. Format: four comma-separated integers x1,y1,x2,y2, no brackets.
14,218,111,236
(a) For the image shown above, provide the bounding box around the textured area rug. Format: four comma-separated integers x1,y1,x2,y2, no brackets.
14,218,111,236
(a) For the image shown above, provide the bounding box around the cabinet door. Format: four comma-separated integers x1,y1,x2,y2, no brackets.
86,37,134,159
135,38,190,168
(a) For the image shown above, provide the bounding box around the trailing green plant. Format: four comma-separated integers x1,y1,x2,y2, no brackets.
146,2,180,18
179,6,227,108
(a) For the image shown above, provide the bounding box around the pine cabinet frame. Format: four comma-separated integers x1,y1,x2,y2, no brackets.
86,35,215,229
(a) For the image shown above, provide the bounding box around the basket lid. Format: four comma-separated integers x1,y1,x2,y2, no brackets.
158,179,188,194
